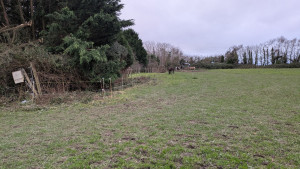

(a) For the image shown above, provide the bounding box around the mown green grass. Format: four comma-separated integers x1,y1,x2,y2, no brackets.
0,69,299,168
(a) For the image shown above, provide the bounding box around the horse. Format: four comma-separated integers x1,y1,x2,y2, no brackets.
168,67,175,74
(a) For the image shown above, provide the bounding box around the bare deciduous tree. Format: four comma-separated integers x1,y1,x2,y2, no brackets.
144,41,186,68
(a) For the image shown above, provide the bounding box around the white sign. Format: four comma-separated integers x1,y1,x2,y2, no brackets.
12,71,24,84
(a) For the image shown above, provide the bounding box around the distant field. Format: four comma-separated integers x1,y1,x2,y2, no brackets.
0,69,299,168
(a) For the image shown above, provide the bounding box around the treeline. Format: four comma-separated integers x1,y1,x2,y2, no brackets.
0,0,149,93
144,41,186,68
143,37,300,70
189,37,300,69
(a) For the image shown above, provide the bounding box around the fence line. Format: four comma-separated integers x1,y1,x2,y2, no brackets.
0,72,155,102
1,65,168,102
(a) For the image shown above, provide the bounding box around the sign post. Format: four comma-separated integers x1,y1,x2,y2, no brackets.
12,70,24,84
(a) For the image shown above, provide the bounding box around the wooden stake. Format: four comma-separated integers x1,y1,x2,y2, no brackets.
100,80,102,93
31,62,42,95
18,83,23,102
121,76,124,91
109,78,112,98
102,78,105,97
21,69,38,98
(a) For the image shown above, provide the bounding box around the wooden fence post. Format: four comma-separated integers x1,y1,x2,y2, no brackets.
121,76,124,91
21,69,38,98
30,62,42,95
102,78,105,97
109,78,112,98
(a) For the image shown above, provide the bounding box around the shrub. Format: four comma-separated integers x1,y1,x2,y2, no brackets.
195,63,236,69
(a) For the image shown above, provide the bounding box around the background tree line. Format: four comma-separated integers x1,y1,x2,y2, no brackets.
143,41,186,69
189,37,300,69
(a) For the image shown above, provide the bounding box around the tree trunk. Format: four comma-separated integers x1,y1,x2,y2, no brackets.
39,0,45,30
0,0,9,26
30,0,35,39
17,0,25,23
42,18,45,30
49,0,51,13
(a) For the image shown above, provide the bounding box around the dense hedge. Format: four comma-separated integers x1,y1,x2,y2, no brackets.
0,43,79,97
195,63,236,69
195,62,300,69
236,63,300,69
263,63,300,68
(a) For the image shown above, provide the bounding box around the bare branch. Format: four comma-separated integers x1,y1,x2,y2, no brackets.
0,21,32,34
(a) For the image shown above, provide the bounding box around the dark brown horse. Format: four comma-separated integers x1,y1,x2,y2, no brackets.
168,67,175,74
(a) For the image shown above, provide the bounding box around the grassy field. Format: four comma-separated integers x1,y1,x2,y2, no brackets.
0,69,299,168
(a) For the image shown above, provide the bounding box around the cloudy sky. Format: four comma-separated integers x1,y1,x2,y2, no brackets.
120,0,300,56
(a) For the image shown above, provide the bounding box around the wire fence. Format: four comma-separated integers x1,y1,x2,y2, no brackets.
0,67,160,103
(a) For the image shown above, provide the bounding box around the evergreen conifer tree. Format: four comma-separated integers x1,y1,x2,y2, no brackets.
271,48,275,64
243,52,247,64
123,29,148,66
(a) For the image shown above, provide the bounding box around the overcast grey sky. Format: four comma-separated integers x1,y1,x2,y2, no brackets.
120,0,300,56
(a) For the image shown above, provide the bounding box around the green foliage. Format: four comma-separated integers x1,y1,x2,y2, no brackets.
283,53,288,64
195,62,235,69
117,34,134,68
220,55,225,63
179,58,185,66
63,35,108,65
68,0,125,22
154,55,160,65
63,35,110,80
41,7,78,52
291,54,300,63
271,48,276,64
92,60,125,82
275,50,282,64
248,50,253,64
38,0,137,83
0,0,165,91
106,42,128,61
225,49,239,64
263,48,266,65
266,48,269,65
255,53,258,65
78,11,123,45
123,29,148,66
263,63,300,68
243,52,247,64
